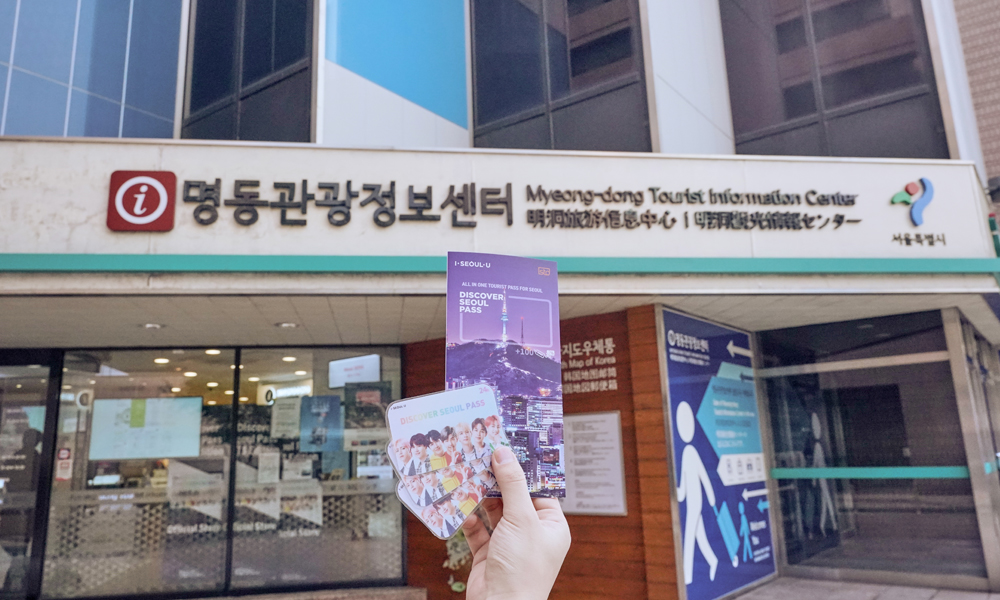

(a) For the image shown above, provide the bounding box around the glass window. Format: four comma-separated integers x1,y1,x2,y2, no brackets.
273,0,309,72
72,0,129,102
241,0,274,85
0,0,180,139
237,69,311,141
473,0,545,124
11,0,74,84
760,311,985,577
231,348,402,588
67,90,120,137
546,0,638,101
472,0,645,149
43,349,235,598
185,0,312,142
0,364,49,600
719,0,817,135
189,0,239,113
125,0,182,122
122,108,174,138
719,0,947,159
5,70,66,136
0,0,15,65
809,0,930,109
240,0,309,86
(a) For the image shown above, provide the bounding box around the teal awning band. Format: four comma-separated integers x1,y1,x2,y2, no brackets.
2,254,1000,274
771,466,971,479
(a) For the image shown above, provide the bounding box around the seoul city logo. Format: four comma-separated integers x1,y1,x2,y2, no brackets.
107,170,177,232
890,177,934,226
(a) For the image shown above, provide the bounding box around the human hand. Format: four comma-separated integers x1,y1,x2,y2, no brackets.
463,446,571,600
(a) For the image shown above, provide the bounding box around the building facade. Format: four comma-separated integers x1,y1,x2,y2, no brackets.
2,2,1000,600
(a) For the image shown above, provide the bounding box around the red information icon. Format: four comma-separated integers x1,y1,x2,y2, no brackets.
107,170,177,232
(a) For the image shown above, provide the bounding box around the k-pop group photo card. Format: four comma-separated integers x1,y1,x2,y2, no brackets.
385,385,509,539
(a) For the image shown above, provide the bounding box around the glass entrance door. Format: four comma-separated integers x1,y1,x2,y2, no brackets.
0,353,55,599
761,310,988,586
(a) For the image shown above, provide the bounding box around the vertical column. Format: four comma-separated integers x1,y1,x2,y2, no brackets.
942,307,1000,590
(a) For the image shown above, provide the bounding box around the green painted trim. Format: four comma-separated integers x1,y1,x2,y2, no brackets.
2,254,1000,275
771,466,970,479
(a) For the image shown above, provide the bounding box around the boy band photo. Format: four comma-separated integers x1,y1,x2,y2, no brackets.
390,416,510,477
390,418,506,539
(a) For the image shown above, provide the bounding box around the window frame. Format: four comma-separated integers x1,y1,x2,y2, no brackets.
28,344,406,600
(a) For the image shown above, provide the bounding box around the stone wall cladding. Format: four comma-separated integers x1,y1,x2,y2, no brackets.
955,0,1000,182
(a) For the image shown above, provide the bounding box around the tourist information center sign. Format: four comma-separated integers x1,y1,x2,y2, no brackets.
660,309,775,600
0,140,993,260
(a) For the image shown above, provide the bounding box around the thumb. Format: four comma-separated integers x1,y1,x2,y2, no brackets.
491,446,536,527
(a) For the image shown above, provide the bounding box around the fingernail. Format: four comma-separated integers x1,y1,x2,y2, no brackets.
494,446,512,464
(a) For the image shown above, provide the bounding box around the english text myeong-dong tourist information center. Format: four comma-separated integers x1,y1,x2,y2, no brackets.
4,138,1000,599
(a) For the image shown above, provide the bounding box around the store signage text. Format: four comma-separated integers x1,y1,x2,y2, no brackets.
105,172,872,234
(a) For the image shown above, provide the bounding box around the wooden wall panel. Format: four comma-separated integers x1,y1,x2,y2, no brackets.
551,310,646,600
627,305,678,600
401,306,678,600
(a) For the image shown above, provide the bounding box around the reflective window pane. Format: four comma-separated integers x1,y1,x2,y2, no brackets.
0,0,15,65
810,0,931,109
241,0,273,85
73,0,129,102
546,0,637,101
12,0,74,83
720,0,817,135
473,0,545,124
126,0,182,121
185,0,310,141
122,107,173,139
826,92,947,158
231,348,403,588
182,104,237,140
237,69,310,142
67,90,120,137
273,0,308,71
42,350,235,598
189,0,238,113
0,365,48,600
5,70,66,136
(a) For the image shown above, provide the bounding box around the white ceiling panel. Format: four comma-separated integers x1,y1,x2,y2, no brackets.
0,292,997,349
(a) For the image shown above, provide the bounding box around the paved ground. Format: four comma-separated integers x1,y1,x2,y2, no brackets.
735,578,999,600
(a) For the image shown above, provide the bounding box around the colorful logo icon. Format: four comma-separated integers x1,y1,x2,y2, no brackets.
107,170,176,232
890,178,934,226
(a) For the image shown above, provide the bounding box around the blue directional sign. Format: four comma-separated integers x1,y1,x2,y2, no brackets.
662,309,776,600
